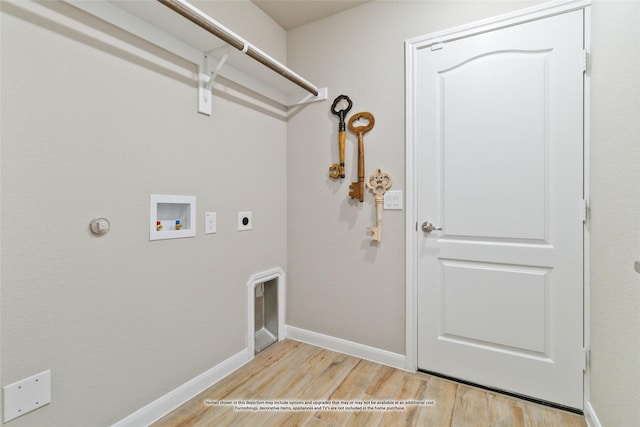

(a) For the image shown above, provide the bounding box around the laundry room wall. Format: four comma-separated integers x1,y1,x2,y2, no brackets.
287,1,640,425
588,1,640,425
2,0,638,425
0,1,287,425
286,0,540,356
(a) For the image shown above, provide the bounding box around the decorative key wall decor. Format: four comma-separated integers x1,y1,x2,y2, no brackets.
366,168,392,242
328,95,352,179
347,112,375,203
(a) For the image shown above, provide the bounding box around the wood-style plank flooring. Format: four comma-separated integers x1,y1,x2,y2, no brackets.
152,340,586,427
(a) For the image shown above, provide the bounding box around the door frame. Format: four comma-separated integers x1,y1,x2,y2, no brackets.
404,0,591,405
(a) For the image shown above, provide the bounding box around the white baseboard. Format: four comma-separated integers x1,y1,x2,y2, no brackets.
584,401,602,427
285,325,406,370
112,349,249,427
112,328,406,426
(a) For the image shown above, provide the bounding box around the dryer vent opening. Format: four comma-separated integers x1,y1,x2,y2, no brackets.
254,278,278,354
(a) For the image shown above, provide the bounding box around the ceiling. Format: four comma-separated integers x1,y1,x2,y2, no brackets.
251,1,370,30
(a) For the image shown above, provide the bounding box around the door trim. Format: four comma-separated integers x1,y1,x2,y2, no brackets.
404,0,591,405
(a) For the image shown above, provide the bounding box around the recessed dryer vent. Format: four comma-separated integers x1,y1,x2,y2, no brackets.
246,268,285,357
254,279,278,354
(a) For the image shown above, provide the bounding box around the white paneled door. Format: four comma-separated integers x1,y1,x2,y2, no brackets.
414,10,585,409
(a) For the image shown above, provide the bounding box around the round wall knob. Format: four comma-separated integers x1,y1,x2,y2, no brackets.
90,218,110,236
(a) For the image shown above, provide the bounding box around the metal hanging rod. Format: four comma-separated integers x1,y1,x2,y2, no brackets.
156,0,320,97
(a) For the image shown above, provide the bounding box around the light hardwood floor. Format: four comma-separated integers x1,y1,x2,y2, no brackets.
152,340,586,427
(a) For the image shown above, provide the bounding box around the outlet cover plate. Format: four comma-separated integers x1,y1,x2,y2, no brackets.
384,190,403,210
238,211,252,231
205,212,217,234
3,370,51,422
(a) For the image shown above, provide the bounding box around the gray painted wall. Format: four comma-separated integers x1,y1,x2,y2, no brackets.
1,1,287,425
1,0,638,426
287,1,639,425
286,0,540,363
589,1,640,425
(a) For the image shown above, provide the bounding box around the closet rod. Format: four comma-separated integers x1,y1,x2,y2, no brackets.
156,0,320,97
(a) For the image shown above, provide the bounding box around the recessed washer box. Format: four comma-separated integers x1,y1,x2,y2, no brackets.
150,194,196,240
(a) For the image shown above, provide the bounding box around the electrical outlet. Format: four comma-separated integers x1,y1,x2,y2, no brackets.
3,370,51,422
238,211,252,231
205,212,216,234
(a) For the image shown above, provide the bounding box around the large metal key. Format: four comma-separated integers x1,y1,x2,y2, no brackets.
348,112,375,202
366,168,392,241
329,95,352,179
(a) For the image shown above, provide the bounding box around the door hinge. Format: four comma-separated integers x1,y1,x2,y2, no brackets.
581,199,589,223
582,348,590,371
582,50,590,73
431,42,444,51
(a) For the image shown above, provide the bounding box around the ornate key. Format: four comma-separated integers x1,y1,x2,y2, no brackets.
366,168,393,241
329,95,352,179
348,112,375,202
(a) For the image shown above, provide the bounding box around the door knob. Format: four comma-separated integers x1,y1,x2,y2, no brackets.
421,222,442,233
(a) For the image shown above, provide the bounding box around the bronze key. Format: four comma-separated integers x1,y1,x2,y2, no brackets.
329,95,353,179
348,112,375,202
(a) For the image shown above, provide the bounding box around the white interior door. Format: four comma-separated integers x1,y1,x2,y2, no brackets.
414,10,585,409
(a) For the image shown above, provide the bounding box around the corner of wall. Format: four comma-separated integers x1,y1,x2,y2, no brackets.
584,401,603,427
